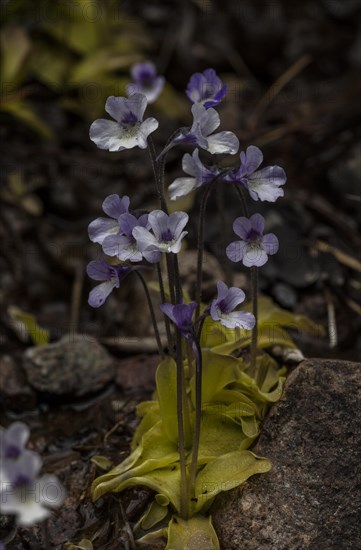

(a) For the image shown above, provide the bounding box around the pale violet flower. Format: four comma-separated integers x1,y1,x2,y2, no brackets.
226,146,286,202
210,281,255,329
127,62,165,103
226,213,279,267
160,103,239,158
168,148,221,200
90,93,159,152
160,302,197,340
0,423,65,527
86,257,134,307
0,450,64,526
102,212,150,262
88,194,130,245
186,68,228,108
133,210,188,263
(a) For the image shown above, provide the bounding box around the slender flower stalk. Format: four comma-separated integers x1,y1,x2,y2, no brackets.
156,263,173,353
195,171,228,317
250,266,258,377
175,328,188,519
189,337,202,499
134,270,164,359
160,302,197,519
233,183,249,217
148,136,168,212
227,214,279,376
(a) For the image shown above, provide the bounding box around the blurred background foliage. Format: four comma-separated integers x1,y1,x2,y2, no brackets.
0,0,187,137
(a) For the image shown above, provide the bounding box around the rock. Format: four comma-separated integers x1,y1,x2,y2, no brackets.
0,355,37,411
212,359,361,549
23,334,114,397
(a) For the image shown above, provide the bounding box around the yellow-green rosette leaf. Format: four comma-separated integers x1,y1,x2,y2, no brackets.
194,450,271,513
156,357,178,444
136,499,169,531
166,515,220,550
190,350,241,406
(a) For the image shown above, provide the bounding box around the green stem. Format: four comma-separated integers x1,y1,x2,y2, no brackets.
157,263,173,354
134,270,164,359
173,254,182,304
166,254,176,305
190,336,202,498
195,312,207,342
250,266,258,377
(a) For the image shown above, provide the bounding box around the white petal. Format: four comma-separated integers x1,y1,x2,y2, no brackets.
219,311,255,330
88,218,119,244
169,231,188,254
89,119,125,151
199,107,220,135
132,226,158,250
226,240,247,263
182,151,198,176
0,491,50,526
105,96,129,122
137,117,159,148
168,177,198,200
88,281,116,308
148,211,169,239
126,93,148,121
242,244,268,267
168,211,189,239
206,131,239,154
262,233,279,255
38,475,66,508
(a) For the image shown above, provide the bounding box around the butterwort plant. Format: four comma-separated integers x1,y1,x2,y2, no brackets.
86,63,289,548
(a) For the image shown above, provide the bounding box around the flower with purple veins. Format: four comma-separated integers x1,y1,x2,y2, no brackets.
226,213,279,267
210,281,255,329
160,302,197,340
0,422,29,459
186,68,228,109
102,212,150,262
127,61,165,103
162,103,239,157
168,148,221,200
86,257,134,307
0,448,65,526
132,210,188,263
90,93,159,152
226,146,286,202
88,194,130,245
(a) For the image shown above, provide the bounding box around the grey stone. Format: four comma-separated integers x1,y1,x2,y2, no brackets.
23,334,114,396
212,359,361,550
